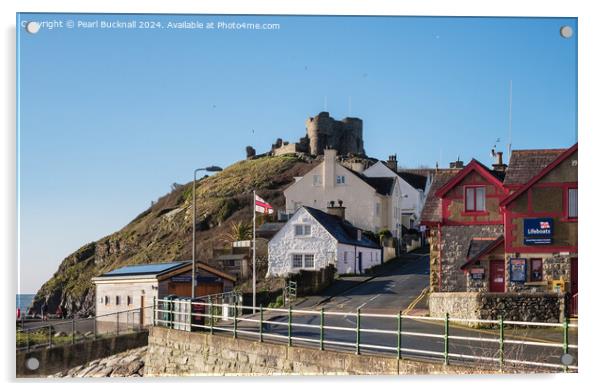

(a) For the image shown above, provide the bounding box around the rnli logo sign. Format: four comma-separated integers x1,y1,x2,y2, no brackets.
524,218,553,245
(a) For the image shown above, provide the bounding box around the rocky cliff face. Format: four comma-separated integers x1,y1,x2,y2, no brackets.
30,155,317,317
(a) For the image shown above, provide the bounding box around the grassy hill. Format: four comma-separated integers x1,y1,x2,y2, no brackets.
29,155,317,317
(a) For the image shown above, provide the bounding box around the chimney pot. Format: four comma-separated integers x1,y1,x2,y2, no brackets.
326,202,346,220
492,151,507,172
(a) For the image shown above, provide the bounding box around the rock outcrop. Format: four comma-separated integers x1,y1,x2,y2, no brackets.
51,347,147,378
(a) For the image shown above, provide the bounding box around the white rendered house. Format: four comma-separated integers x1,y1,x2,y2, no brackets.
284,149,404,237
363,160,432,229
267,206,382,277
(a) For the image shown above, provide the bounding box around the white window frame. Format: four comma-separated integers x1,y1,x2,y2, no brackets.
313,175,322,186
294,224,311,237
291,253,316,269
304,254,315,268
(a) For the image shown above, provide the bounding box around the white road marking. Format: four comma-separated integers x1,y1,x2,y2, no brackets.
368,294,381,302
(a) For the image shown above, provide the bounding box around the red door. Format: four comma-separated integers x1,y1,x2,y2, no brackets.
570,258,578,317
489,260,505,292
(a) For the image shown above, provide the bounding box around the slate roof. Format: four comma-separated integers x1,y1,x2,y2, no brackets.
303,207,381,249
398,171,428,190
503,149,566,186
461,236,505,270
216,254,247,261
95,260,236,281
256,222,286,238
100,261,189,277
344,167,396,196
363,177,396,196
419,169,462,223
466,237,501,261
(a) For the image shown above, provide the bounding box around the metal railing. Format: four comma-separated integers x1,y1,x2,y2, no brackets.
154,298,578,372
16,306,153,352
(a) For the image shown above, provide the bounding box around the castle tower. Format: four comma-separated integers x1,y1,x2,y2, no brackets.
305,112,364,156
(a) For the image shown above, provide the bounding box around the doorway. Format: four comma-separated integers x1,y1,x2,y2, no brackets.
489,260,505,292
139,296,144,327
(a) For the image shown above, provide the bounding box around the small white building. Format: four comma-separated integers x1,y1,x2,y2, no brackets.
284,149,404,237
267,205,382,277
363,158,432,229
92,261,235,331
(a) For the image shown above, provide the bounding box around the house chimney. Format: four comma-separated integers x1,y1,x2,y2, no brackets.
323,149,337,188
449,159,464,169
492,151,507,172
326,200,346,220
386,154,398,172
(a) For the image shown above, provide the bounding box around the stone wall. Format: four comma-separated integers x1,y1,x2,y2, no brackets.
429,292,481,319
428,227,441,292
287,264,336,296
506,254,574,293
17,330,148,378
429,292,566,324
440,225,504,292
144,327,500,376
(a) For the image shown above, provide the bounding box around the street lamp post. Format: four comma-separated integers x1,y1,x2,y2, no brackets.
192,166,223,299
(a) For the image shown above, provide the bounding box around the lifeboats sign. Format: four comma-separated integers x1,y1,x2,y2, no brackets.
523,218,553,245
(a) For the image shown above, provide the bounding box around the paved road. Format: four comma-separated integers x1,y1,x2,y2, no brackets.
208,251,578,372
318,252,430,313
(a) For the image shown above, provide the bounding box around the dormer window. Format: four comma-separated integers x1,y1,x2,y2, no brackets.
465,186,486,212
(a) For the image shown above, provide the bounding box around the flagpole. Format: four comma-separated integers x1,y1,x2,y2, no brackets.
252,190,256,314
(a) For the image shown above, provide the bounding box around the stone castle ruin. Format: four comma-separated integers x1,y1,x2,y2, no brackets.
249,112,365,158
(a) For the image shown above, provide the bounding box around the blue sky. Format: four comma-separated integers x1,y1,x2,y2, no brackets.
17,14,577,293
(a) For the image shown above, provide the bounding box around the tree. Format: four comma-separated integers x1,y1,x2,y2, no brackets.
224,221,252,242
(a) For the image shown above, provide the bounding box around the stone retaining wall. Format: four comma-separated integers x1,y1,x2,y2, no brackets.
429,292,566,324
144,327,502,376
17,330,148,377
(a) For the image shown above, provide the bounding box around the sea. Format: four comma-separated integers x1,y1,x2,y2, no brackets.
16,293,35,311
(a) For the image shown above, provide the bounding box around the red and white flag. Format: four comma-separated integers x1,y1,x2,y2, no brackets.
255,194,274,215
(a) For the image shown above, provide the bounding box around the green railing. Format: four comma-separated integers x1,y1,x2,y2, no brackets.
154,298,578,372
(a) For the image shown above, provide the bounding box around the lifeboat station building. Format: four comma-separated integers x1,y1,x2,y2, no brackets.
424,144,577,322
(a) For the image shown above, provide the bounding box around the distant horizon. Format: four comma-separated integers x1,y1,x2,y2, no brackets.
18,13,577,293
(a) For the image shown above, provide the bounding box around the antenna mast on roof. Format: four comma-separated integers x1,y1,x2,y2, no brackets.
508,80,513,158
